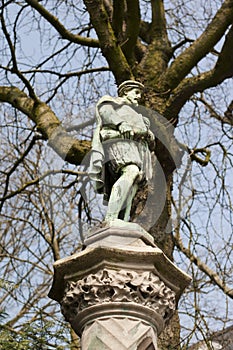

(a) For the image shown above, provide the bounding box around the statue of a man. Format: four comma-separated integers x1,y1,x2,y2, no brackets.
89,80,155,222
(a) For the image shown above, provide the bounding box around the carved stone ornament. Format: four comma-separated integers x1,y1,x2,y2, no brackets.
61,268,176,324
82,317,158,349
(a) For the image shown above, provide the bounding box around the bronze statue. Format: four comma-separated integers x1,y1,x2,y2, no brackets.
89,80,155,222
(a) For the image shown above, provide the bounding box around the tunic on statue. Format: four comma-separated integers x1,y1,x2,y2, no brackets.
89,95,154,202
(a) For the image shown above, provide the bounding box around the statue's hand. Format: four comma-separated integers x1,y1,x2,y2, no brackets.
147,130,156,150
147,130,155,142
119,122,134,139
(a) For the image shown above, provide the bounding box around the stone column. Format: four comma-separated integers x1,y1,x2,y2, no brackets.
49,221,191,349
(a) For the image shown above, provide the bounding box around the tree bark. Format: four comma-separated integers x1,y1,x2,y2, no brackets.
0,86,90,165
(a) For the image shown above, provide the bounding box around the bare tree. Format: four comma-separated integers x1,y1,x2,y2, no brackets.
0,1,232,349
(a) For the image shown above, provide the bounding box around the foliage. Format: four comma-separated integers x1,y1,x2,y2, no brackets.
0,317,69,350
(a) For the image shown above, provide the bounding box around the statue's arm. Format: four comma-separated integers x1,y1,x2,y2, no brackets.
99,102,133,140
141,116,156,150
98,103,123,127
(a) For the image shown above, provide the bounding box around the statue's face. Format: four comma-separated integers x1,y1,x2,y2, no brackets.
124,88,142,105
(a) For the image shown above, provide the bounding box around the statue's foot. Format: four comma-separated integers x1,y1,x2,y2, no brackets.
104,214,119,222
103,218,132,228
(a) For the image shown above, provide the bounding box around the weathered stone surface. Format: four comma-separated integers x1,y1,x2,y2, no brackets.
61,269,175,324
84,219,156,247
60,268,177,339
49,226,190,304
82,317,157,350
48,224,191,349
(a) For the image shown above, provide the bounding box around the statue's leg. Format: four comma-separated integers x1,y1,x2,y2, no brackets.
123,183,138,221
105,164,140,221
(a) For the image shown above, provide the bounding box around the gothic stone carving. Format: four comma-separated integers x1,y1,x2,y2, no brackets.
61,268,176,324
82,317,158,350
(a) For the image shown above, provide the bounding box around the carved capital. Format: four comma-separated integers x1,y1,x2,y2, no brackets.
61,268,176,326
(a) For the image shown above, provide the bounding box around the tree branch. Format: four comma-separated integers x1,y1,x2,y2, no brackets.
224,99,233,123
158,0,233,91
140,0,172,84
24,0,99,47
139,20,151,44
112,0,125,42
213,24,233,80
0,10,37,99
172,199,233,299
0,135,40,213
103,0,113,18
151,0,172,63
197,96,233,126
165,24,233,124
164,71,214,122
173,234,233,299
0,86,90,165
122,0,140,65
83,0,133,83
0,169,86,202
6,284,49,327
150,0,168,39
172,37,194,54
22,66,110,78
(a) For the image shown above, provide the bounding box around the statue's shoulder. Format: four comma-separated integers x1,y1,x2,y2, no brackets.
97,95,123,107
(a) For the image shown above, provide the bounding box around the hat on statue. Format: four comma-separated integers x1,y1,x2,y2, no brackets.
117,80,144,97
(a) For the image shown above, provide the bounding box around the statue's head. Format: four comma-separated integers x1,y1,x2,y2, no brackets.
117,80,144,105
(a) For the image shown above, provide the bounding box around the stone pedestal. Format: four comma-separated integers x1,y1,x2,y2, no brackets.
49,221,191,349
